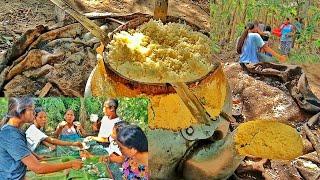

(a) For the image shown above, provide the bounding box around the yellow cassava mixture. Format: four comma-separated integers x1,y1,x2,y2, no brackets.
234,120,303,160
107,20,213,83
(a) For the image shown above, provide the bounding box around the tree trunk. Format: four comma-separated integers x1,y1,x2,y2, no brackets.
229,0,240,42
223,0,233,42
79,97,88,130
242,0,249,23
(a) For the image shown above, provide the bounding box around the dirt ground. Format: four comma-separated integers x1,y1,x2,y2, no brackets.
216,46,320,99
0,0,56,51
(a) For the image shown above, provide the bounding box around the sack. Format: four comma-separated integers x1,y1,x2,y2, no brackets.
272,28,282,37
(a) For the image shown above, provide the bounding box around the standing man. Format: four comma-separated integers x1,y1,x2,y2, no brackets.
280,18,295,55
293,17,303,48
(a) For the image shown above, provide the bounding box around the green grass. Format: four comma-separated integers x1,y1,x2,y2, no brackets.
288,51,320,64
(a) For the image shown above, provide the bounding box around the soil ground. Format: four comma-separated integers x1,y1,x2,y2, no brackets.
216,46,320,98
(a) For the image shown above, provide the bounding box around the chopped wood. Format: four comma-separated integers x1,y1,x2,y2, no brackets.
38,82,52,97
307,112,320,127
105,17,125,25
303,124,320,161
300,151,320,165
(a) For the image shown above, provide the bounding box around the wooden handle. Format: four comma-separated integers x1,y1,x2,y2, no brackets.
49,0,109,46
171,82,211,124
154,0,169,22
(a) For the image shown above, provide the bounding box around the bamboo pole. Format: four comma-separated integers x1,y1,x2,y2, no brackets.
242,0,249,24
223,0,233,41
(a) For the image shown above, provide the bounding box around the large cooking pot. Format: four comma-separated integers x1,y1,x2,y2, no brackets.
83,12,243,179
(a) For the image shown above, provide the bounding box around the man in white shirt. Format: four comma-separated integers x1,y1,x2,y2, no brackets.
92,98,122,142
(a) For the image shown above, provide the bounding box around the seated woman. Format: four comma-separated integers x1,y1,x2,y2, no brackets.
0,97,82,179
55,109,86,141
81,123,148,179
26,107,83,152
115,125,148,180
81,121,128,159
106,121,129,157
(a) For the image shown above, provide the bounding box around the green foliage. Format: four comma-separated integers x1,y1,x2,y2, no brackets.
84,97,104,118
62,98,81,115
0,98,8,121
82,156,111,179
118,97,149,131
288,50,320,63
26,155,111,179
315,39,320,48
26,171,66,180
36,98,73,132
235,23,245,40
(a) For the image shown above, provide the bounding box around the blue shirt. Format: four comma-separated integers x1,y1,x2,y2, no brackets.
280,24,294,41
240,33,265,63
0,125,32,180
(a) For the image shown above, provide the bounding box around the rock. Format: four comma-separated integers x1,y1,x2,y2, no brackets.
224,63,305,122
45,49,95,96
264,160,301,180
23,64,54,78
3,75,38,96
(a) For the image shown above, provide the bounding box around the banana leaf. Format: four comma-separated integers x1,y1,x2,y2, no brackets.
26,171,67,180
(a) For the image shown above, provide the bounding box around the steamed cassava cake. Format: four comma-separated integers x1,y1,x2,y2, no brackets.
107,20,213,83
234,120,303,160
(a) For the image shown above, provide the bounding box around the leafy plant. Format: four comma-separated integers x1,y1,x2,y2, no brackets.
0,98,8,121
117,97,149,131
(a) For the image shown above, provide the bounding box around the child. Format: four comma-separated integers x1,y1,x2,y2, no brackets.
261,25,272,43
260,25,273,59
